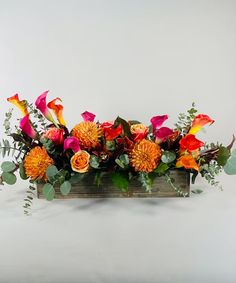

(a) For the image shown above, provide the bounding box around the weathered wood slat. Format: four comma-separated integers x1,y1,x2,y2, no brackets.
37,170,190,199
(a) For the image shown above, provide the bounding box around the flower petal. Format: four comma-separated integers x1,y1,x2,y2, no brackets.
189,114,214,135
150,115,168,129
35,91,57,125
176,155,199,171
47,97,66,126
179,134,204,152
81,111,96,122
154,127,173,143
20,114,37,139
7,93,28,116
64,137,81,152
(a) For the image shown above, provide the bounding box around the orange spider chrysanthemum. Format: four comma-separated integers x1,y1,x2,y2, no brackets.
130,139,162,172
72,121,102,149
24,146,54,181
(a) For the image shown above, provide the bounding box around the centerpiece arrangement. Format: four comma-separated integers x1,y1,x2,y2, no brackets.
1,91,236,213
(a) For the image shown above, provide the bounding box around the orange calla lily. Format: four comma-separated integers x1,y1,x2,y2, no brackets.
7,94,28,116
189,114,214,135
180,134,204,152
47,98,66,126
176,154,200,171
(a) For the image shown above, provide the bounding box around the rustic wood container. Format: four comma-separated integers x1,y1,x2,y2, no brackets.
37,170,190,199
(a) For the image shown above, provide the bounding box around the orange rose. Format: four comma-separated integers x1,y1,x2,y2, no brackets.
130,124,148,141
71,150,90,173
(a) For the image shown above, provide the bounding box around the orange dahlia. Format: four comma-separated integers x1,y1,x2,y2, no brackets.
24,146,54,181
129,139,162,172
72,121,101,149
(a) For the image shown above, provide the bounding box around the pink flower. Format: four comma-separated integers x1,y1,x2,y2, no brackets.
64,137,81,152
35,91,57,126
81,111,96,122
20,114,37,139
43,127,65,145
150,115,168,129
154,127,173,143
150,115,173,143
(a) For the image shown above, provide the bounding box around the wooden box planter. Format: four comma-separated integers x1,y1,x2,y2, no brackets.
37,170,190,199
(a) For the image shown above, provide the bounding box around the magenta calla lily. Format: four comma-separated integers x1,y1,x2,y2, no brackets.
81,111,96,122
150,115,168,129
20,114,37,139
35,91,58,126
150,115,173,142
64,137,81,152
154,127,173,143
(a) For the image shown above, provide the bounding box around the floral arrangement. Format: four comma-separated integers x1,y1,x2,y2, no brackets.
1,91,236,211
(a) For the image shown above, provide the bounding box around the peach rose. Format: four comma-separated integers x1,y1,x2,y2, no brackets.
71,150,90,173
130,123,148,141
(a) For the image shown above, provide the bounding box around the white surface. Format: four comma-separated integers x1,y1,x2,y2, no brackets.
0,0,236,282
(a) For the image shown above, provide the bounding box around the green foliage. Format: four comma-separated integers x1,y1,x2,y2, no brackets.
200,160,222,189
111,172,129,192
106,140,116,151
89,155,100,169
46,165,59,180
161,151,176,164
43,183,55,201
60,181,72,196
113,116,131,137
224,149,236,175
94,172,102,187
115,154,129,169
19,163,28,180
1,161,16,172
192,189,203,194
128,120,141,125
2,172,17,185
175,102,197,135
3,109,13,135
165,173,189,197
40,138,56,154
23,184,36,215
217,146,231,166
69,173,85,184
154,162,169,175
138,172,154,193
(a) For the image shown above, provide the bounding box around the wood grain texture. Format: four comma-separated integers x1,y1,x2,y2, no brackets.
37,170,190,199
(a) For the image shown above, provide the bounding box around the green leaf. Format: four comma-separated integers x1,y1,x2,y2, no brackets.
69,173,85,184
2,172,17,185
106,140,116,151
115,154,129,169
192,189,203,194
111,172,129,192
224,149,236,175
60,181,72,196
138,172,153,192
19,163,28,180
1,161,16,172
154,162,169,175
94,172,102,187
113,116,131,137
89,155,100,169
128,120,141,125
46,165,58,179
161,151,176,164
43,183,55,201
191,172,198,184
217,146,231,166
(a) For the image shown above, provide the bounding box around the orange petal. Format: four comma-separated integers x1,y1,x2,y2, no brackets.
189,114,214,135
47,98,66,126
176,155,199,171
7,94,28,116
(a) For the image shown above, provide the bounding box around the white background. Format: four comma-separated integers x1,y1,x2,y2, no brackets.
0,1,236,282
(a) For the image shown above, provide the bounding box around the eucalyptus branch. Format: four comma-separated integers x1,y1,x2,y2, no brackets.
165,173,189,197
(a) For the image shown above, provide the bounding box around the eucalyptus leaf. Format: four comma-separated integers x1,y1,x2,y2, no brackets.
1,161,16,172
60,181,72,196
2,172,17,185
46,165,58,179
224,151,236,175
89,155,100,169
217,146,231,166
43,183,55,201
106,140,116,151
19,163,28,180
161,151,176,164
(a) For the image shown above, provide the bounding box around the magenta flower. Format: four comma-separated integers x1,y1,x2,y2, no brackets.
150,115,168,129
20,114,37,139
150,115,173,143
81,111,96,122
35,91,58,126
64,137,81,152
